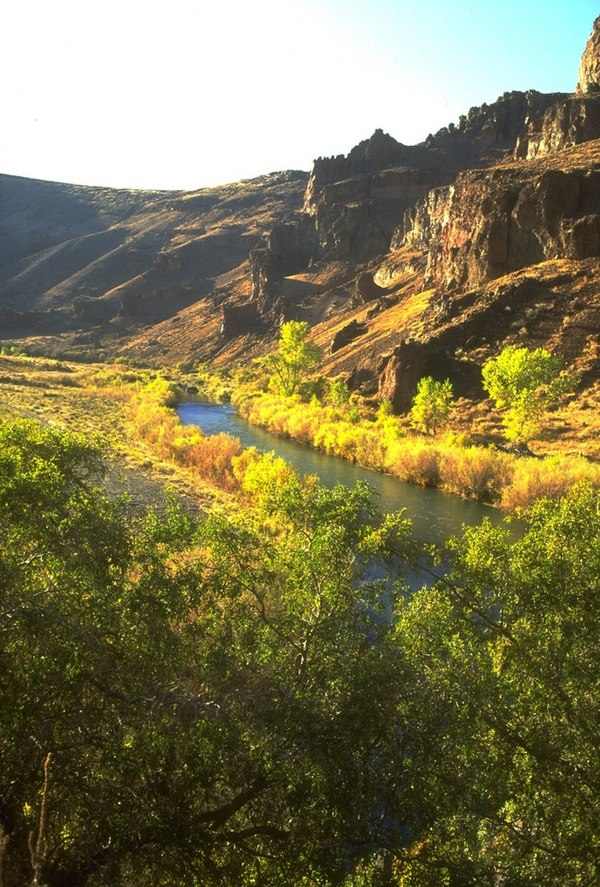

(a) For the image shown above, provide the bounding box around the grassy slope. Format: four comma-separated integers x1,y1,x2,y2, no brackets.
0,355,223,515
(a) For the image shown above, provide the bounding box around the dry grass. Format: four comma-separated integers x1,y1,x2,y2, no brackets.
0,355,220,514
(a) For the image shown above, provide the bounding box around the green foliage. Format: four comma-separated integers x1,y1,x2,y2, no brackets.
140,375,183,407
2,417,598,886
0,418,412,886
327,377,351,407
256,321,321,397
409,376,454,436
482,346,574,442
395,484,600,886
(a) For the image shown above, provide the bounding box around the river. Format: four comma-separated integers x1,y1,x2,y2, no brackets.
177,402,508,547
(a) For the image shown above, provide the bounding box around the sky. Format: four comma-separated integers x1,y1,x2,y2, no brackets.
0,0,597,191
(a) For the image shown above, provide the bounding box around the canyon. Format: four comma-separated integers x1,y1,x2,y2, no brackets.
1,18,600,423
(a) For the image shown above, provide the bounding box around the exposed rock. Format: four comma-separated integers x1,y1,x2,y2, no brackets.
577,16,600,95
250,214,318,318
155,251,183,273
302,93,567,266
355,271,387,303
377,340,482,413
346,365,378,395
428,90,567,163
330,320,368,354
377,341,428,412
220,301,261,339
304,129,412,210
516,96,600,158
399,145,600,291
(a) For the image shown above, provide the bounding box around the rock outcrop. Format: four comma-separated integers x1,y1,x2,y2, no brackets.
330,320,368,354
300,93,568,266
577,16,600,95
355,271,387,303
398,144,600,291
220,301,261,339
249,214,318,319
516,96,600,159
377,339,481,412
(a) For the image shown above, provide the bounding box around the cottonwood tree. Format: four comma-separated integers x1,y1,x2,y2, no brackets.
391,484,600,886
409,376,454,436
482,345,574,442
257,320,321,396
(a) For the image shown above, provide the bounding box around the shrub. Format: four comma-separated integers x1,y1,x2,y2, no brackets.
387,439,441,487
501,455,600,511
438,445,513,502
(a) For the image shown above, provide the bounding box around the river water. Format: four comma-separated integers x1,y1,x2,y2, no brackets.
177,402,507,547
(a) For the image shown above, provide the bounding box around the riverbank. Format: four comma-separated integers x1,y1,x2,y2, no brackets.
229,387,600,512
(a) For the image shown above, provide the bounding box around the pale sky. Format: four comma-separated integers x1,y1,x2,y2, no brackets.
0,0,597,191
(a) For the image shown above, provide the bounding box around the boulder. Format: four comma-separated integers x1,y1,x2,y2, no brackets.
220,302,261,339
377,341,428,413
355,271,387,303
330,320,368,354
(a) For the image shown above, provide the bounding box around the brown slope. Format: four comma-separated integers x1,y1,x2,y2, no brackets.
0,170,307,355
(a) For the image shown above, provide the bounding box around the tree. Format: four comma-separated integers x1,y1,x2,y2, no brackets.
0,420,292,885
394,484,600,886
409,376,454,436
482,345,573,442
257,321,321,396
0,418,420,886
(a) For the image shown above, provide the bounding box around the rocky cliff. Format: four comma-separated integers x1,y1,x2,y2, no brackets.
578,16,600,95
397,142,600,291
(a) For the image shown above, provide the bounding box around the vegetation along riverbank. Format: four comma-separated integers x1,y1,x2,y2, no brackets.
0,349,599,886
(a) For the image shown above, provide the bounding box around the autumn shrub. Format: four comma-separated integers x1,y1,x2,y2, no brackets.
438,444,513,502
183,432,243,491
386,439,442,487
501,455,600,511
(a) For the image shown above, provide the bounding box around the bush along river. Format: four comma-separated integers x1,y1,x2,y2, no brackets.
177,402,509,550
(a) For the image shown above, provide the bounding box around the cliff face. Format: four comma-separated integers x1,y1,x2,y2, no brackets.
398,143,600,291
578,16,600,95
516,96,600,159
301,93,567,264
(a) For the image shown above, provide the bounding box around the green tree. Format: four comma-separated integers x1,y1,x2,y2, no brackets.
0,420,291,885
409,376,454,435
482,345,573,442
0,418,419,886
257,320,321,396
394,484,600,886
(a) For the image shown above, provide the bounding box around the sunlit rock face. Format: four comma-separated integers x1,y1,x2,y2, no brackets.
577,16,600,95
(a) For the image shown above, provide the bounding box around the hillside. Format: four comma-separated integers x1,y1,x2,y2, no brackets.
0,170,307,358
1,18,599,443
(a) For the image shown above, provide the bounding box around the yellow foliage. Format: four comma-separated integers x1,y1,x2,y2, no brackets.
501,455,600,511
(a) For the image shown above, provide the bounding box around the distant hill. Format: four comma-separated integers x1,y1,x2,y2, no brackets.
0,171,307,360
